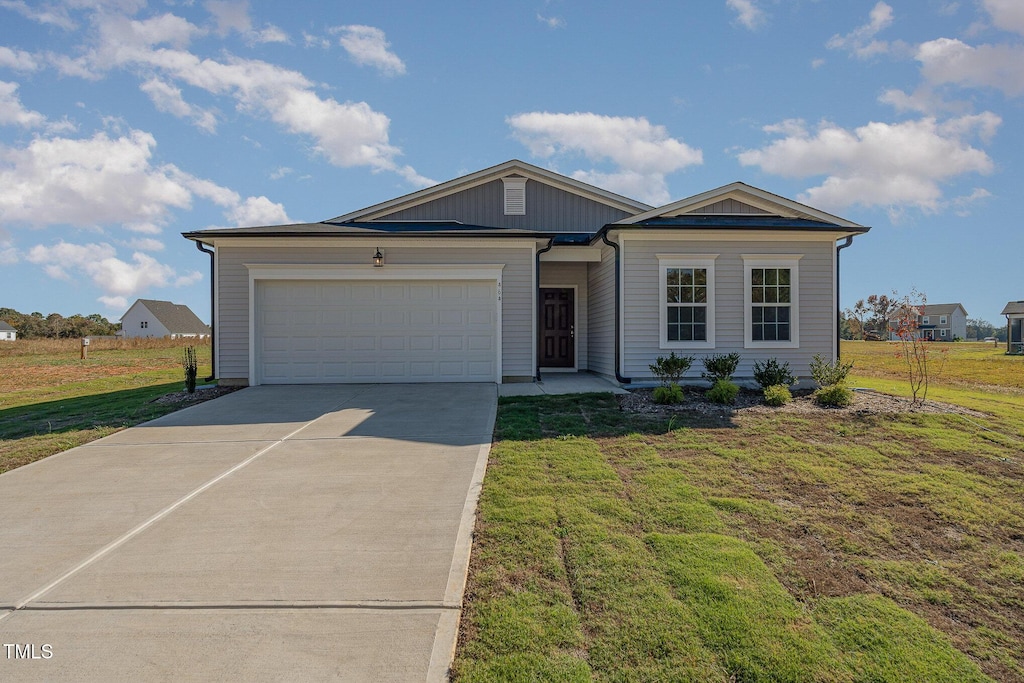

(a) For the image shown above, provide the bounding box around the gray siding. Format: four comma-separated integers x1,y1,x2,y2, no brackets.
378,179,633,232
216,243,534,383
540,262,589,370
689,198,770,215
621,238,835,383
587,245,616,378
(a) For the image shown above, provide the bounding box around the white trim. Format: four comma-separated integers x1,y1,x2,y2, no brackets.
657,255,718,350
214,246,221,379
616,181,865,229
246,264,505,386
502,176,526,215
617,229,848,242
539,284,579,371
618,238,625,379
205,237,540,249
939,315,947,325
531,243,537,379
743,255,801,350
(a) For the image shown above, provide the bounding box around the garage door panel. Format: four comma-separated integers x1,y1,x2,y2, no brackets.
257,280,497,383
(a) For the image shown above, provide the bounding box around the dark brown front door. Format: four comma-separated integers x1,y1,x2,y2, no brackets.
540,288,574,367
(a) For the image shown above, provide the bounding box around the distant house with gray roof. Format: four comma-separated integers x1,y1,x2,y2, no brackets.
1002,301,1024,354
0,320,16,341
120,299,210,339
888,303,967,342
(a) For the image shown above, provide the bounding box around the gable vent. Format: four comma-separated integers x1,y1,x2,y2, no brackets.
502,177,526,215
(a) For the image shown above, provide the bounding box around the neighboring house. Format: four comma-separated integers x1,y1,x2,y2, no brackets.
120,299,211,339
1002,301,1024,354
0,321,16,341
182,160,869,387
888,303,968,342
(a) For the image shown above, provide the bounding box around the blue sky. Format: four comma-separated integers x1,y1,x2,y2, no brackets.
1,0,1021,325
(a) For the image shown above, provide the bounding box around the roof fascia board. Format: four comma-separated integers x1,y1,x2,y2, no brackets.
616,181,865,229
193,236,543,249
328,160,653,223
603,228,862,243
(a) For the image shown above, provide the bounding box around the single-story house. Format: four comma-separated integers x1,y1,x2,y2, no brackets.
183,160,869,387
120,299,211,339
1002,301,1024,354
0,320,16,341
888,302,968,342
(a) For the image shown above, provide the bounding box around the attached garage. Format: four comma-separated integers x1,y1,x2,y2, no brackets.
245,265,505,385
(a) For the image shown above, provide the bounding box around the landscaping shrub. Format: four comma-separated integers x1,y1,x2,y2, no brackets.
652,384,685,405
701,353,741,384
763,384,792,407
649,352,694,386
814,384,853,407
809,353,854,387
752,358,795,389
707,379,739,405
182,345,198,394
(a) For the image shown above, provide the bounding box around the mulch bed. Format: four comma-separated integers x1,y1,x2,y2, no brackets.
150,385,243,407
619,386,987,418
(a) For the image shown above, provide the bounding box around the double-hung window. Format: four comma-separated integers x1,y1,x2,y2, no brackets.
659,255,716,349
744,255,800,348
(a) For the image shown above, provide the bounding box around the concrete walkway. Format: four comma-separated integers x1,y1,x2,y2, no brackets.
0,384,496,682
497,372,629,397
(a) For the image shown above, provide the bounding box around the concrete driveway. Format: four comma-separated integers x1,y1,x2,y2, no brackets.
0,383,496,682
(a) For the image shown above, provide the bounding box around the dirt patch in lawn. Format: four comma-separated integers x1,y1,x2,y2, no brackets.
151,385,242,407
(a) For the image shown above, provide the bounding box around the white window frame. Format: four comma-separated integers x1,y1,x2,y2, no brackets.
940,315,947,325
658,254,717,350
940,329,947,337
743,255,801,349
922,315,930,325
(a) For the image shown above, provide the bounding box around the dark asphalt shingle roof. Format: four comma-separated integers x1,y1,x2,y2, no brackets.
130,300,210,334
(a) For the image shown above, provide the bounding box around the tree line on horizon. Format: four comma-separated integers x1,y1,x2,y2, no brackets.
0,308,120,339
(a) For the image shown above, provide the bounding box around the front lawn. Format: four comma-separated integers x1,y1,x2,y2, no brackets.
453,349,1024,681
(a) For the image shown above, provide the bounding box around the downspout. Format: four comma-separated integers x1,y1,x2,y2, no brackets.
601,232,631,385
535,238,554,381
835,236,854,359
195,240,216,381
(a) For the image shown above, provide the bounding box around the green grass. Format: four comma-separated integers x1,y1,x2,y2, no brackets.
454,361,1024,680
0,339,213,474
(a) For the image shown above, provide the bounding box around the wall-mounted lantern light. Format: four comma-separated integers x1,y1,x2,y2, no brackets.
373,247,384,267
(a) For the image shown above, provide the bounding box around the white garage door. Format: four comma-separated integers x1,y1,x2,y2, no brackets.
256,280,498,384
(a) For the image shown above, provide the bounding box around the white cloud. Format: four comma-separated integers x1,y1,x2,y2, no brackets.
726,0,765,31
0,46,40,71
334,25,406,76
55,12,424,183
269,166,292,180
917,37,1024,96
737,114,999,213
508,112,703,205
0,239,17,265
827,1,894,58
99,295,129,310
0,0,76,30
140,77,218,132
0,129,191,228
226,196,291,226
878,87,969,115
26,241,198,301
537,14,565,29
204,0,287,44
984,0,1024,36
0,81,46,128
121,237,165,251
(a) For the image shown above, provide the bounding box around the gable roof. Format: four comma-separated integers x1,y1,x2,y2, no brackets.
1002,301,1024,316
613,182,867,234
123,299,209,334
918,303,967,317
0,321,15,332
328,159,654,223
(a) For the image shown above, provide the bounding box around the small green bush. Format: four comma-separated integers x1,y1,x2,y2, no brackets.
815,384,854,407
653,384,685,404
706,379,739,405
752,358,795,389
182,345,198,394
701,353,741,383
809,353,854,387
649,352,694,386
763,384,792,406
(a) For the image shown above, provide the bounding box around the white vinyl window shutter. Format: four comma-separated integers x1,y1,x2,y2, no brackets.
502,177,526,215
